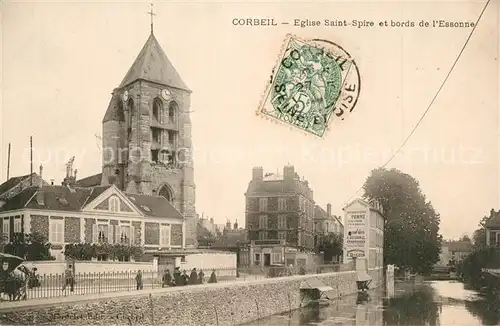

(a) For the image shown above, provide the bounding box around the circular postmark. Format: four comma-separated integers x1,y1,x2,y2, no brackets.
263,35,361,137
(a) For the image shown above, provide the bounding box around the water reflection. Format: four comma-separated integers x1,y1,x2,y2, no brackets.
246,281,498,325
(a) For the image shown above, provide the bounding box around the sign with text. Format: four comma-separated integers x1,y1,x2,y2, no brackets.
345,213,367,258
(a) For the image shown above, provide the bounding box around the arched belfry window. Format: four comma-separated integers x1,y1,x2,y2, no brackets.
117,101,125,122
153,98,163,123
168,101,178,124
159,184,173,203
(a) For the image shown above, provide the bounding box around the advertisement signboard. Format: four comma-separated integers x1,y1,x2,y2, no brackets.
345,213,367,258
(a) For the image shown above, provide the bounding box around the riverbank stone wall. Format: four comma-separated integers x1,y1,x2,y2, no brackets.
0,270,383,325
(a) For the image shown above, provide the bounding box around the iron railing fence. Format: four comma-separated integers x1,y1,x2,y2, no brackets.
0,263,353,301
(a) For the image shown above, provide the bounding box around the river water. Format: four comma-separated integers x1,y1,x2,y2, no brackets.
246,280,500,325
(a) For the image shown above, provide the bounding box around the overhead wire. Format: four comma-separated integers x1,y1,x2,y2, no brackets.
341,0,492,208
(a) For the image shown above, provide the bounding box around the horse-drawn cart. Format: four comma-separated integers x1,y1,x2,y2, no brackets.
0,253,27,301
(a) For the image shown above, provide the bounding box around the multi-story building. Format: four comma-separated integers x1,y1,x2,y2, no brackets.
438,240,472,266
314,203,344,235
245,165,316,267
343,198,384,272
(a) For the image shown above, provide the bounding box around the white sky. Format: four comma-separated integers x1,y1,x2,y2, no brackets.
1,0,498,240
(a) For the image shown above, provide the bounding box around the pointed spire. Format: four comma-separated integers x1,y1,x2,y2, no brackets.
119,33,190,91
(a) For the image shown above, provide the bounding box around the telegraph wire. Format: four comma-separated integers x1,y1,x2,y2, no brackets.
341,0,491,208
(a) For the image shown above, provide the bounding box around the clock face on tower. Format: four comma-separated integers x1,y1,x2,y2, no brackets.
161,89,171,101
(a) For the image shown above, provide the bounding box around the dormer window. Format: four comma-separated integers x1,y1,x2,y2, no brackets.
109,196,120,212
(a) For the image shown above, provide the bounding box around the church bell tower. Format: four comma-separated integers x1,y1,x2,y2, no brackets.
101,12,197,247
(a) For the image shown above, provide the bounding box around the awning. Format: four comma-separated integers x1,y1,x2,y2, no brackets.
356,271,372,282
299,278,334,293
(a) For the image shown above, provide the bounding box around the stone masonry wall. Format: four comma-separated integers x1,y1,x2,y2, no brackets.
0,271,372,326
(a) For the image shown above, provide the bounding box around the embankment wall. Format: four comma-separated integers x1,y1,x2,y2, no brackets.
0,269,384,325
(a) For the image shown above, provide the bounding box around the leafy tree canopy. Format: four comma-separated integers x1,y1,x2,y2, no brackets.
315,232,343,262
363,167,442,274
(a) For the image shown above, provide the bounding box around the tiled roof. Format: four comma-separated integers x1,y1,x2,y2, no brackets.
76,173,102,188
314,205,329,220
0,173,48,199
0,184,182,220
485,210,500,228
119,33,190,91
0,187,38,211
124,193,183,219
212,230,248,249
246,180,296,195
0,174,31,195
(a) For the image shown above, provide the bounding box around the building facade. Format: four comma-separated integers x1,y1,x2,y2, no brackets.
314,203,344,235
245,166,316,267
485,209,500,246
438,240,472,266
0,179,185,261
343,198,384,270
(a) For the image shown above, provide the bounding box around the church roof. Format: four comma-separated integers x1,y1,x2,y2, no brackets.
119,33,190,91
76,173,103,188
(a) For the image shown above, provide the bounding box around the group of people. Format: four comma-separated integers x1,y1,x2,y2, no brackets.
161,267,217,287
134,267,218,290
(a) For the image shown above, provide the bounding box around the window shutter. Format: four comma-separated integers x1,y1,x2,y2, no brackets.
130,225,135,245
114,225,120,244
92,224,98,243
108,225,114,244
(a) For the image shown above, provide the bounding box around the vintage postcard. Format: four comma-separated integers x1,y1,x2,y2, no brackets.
0,0,498,325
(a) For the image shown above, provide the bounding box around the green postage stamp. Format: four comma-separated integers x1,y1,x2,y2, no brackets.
257,34,361,137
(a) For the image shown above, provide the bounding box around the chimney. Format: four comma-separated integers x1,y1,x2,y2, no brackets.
39,165,44,188
252,167,263,180
327,203,332,216
283,165,295,180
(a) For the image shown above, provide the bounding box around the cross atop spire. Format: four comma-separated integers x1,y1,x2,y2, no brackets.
147,3,156,34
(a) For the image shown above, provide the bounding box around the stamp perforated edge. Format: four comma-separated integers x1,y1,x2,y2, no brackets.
255,33,360,139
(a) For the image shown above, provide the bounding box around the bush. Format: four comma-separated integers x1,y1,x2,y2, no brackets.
4,232,55,261
64,243,144,261
456,246,500,293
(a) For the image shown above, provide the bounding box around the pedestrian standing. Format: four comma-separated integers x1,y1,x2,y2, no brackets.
188,268,198,285
61,265,75,292
173,267,181,286
198,270,205,284
135,270,143,290
162,269,172,287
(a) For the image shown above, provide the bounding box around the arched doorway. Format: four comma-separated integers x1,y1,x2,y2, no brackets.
158,184,174,203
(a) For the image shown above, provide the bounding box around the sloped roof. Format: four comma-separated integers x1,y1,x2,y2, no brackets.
314,205,329,220
0,173,48,199
119,33,190,91
0,184,182,220
212,230,248,249
76,173,103,188
124,193,183,220
485,210,500,228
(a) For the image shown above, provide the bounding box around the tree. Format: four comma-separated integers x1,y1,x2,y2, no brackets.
4,232,55,260
316,232,343,263
363,167,442,274
459,235,472,242
472,215,490,249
